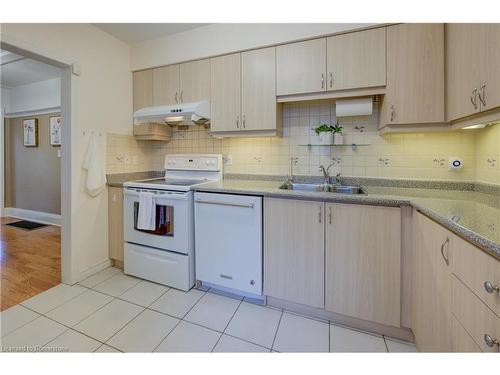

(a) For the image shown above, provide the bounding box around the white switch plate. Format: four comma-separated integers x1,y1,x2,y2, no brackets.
57,149,61,158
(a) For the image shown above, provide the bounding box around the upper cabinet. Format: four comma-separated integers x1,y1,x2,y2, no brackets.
446,24,500,123
153,65,180,106
133,70,153,111
277,38,327,96
210,47,282,136
326,28,386,91
380,24,445,130
179,59,210,103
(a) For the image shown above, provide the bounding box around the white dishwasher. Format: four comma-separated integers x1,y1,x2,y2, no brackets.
194,192,262,297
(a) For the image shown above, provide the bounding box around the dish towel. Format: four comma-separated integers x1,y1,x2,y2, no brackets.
137,192,156,230
82,133,106,197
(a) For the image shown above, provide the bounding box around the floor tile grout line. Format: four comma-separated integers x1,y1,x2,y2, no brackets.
20,284,88,316
222,332,274,352
383,336,389,353
78,267,123,289
211,298,244,352
151,317,184,353
270,309,284,351
101,306,148,351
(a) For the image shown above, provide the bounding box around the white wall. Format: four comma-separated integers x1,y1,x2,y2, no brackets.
131,23,377,70
8,78,61,114
0,87,9,215
1,87,11,113
1,24,133,281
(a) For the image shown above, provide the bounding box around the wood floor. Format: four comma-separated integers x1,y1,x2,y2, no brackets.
1,216,61,311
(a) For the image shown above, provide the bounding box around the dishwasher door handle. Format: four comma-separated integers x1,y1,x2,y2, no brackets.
195,199,255,209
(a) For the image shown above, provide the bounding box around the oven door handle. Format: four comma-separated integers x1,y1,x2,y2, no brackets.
124,189,189,200
195,199,254,209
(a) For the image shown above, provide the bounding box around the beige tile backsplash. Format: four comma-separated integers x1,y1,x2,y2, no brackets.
107,100,499,184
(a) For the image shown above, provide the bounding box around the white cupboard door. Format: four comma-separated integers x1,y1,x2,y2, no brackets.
153,65,180,106
133,70,153,111
326,28,386,91
241,47,276,131
210,53,241,132
276,38,327,96
179,59,210,103
263,198,325,308
481,23,500,113
325,204,401,327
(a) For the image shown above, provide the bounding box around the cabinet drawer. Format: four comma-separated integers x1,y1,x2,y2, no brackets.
452,275,500,352
452,316,481,352
451,235,500,316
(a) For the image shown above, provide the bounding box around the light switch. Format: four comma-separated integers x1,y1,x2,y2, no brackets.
57,149,61,158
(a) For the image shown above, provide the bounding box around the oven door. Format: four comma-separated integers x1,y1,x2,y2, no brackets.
123,188,193,254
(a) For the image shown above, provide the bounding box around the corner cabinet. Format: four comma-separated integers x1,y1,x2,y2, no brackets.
210,47,282,137
133,70,153,111
108,187,124,265
263,198,325,308
325,203,401,327
380,24,446,132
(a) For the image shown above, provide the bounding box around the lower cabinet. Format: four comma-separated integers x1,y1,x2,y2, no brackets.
412,211,453,352
325,204,401,327
108,187,124,263
263,198,325,308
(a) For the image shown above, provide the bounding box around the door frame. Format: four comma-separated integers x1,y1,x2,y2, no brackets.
1,33,78,284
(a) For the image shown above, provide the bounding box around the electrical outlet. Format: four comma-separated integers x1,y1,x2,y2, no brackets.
224,154,233,166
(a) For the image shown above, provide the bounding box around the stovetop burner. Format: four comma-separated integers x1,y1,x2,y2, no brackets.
132,178,207,187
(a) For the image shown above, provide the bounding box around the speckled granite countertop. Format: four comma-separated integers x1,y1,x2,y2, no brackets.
195,179,500,259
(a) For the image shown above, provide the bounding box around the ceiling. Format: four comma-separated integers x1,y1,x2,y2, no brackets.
94,23,210,44
1,49,61,88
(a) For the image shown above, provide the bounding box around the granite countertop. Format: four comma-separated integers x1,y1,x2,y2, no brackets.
195,179,500,259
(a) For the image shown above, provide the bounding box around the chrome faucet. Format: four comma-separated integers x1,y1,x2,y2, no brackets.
285,157,299,187
319,163,336,184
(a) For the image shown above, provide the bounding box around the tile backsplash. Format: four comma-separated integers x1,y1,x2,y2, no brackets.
107,100,499,184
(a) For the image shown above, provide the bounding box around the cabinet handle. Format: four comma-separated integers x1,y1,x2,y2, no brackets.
242,115,246,129
236,116,240,129
180,90,184,103
484,281,500,294
318,205,322,224
484,334,500,348
390,105,395,122
440,237,450,266
321,74,324,89
478,82,486,107
329,72,333,88
470,88,478,109
175,92,178,103
328,206,332,224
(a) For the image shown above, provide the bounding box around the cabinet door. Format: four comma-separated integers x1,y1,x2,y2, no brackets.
276,38,327,95
326,28,386,91
210,53,241,132
179,59,210,103
263,198,325,308
133,70,153,111
412,211,452,352
241,47,276,131
481,23,500,113
446,24,482,121
325,204,401,327
153,65,180,106
108,187,124,262
382,24,445,126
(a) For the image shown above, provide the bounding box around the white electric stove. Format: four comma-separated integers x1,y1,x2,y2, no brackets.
122,154,222,291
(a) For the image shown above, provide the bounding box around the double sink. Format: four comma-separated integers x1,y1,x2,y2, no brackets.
279,182,365,195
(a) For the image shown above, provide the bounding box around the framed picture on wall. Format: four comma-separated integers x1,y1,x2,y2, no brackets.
23,118,39,147
49,115,62,146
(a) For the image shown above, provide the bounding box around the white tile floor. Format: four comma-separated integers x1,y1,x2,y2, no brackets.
0,267,418,353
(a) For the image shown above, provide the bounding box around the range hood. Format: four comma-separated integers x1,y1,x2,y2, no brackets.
133,101,210,126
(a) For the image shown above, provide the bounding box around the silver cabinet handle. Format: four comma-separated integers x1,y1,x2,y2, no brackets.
321,74,324,89
195,199,254,209
242,115,246,128
484,334,500,348
180,90,184,103
478,82,486,107
328,206,332,224
318,205,322,224
484,281,500,294
236,115,240,129
470,88,478,109
390,105,395,122
329,72,333,88
175,92,178,103
440,237,450,266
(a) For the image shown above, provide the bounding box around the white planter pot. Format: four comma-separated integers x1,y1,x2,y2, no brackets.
333,133,344,145
317,132,333,145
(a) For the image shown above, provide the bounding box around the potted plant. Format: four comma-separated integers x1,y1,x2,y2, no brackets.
313,124,334,145
332,121,344,145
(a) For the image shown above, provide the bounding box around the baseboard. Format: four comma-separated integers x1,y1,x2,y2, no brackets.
76,258,112,283
4,207,61,226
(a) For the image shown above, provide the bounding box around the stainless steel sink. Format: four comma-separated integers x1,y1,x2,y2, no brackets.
279,182,365,194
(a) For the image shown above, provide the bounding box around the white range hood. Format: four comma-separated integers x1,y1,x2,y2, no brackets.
133,101,210,126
